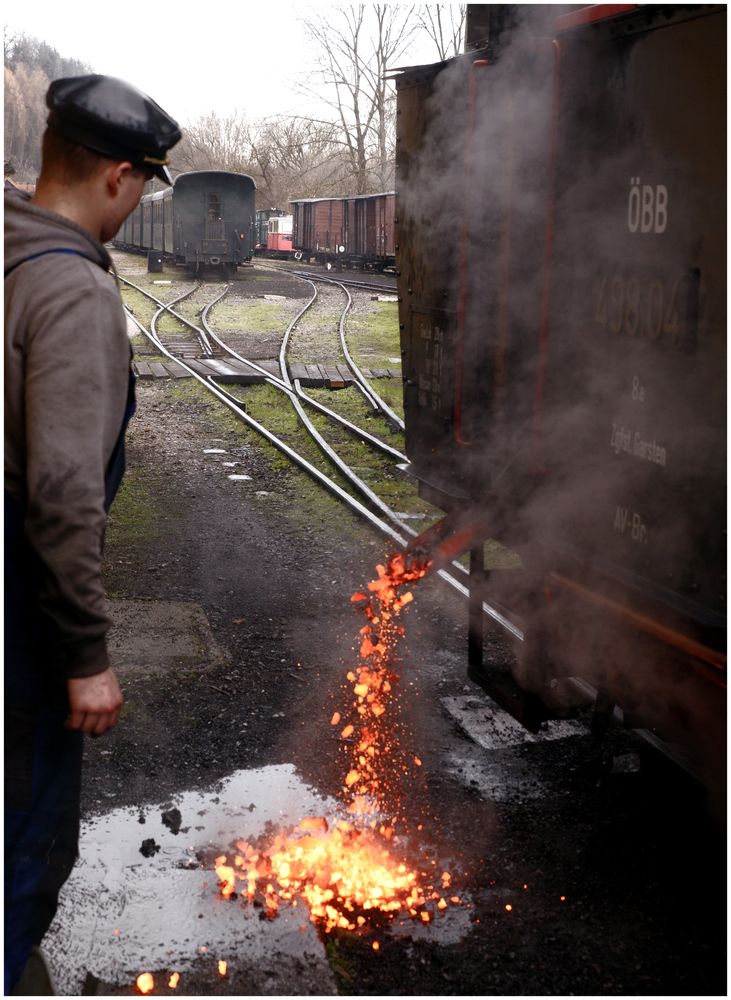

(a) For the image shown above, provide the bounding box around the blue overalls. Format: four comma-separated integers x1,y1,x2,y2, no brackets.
4,249,136,992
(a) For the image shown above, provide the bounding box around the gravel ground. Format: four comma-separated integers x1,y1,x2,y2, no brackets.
46,259,726,997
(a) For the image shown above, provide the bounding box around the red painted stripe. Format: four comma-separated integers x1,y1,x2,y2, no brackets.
531,39,561,474
454,59,489,448
555,4,637,32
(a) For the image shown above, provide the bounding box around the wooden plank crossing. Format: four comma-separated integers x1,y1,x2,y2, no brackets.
132,357,402,387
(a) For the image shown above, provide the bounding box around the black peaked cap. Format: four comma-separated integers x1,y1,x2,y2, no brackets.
46,75,181,184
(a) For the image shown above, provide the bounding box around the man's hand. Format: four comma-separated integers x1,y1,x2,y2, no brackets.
65,667,123,736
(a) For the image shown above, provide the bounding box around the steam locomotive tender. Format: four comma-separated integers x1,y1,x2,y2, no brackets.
291,192,396,269
396,4,726,787
116,170,256,274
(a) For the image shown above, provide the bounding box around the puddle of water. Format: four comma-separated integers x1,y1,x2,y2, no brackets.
43,764,476,994
44,765,336,995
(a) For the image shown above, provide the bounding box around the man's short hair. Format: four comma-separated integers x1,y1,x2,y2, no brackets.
41,127,112,183
40,127,151,184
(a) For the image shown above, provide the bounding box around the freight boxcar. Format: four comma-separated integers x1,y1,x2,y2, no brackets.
291,197,346,265
396,4,726,788
291,193,395,269
342,193,396,269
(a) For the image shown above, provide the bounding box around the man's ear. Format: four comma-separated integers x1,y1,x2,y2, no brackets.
105,160,135,196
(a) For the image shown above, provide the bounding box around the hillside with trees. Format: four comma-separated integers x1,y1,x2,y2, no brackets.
4,33,91,182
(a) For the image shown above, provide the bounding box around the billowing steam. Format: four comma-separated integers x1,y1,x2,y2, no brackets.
396,7,725,790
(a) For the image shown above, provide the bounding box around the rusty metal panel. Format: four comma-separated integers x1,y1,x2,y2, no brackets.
397,5,726,627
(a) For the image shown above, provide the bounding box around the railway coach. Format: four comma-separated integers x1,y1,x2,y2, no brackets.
396,4,726,790
115,170,256,274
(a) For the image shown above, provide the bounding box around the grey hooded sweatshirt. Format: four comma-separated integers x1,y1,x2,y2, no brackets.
5,183,132,678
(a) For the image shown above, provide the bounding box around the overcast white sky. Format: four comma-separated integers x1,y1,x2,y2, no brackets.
4,1,445,124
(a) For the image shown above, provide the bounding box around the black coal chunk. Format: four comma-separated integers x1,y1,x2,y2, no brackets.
161,807,183,835
140,838,160,858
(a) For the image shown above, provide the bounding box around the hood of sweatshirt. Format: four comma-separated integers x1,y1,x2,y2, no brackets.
4,182,112,275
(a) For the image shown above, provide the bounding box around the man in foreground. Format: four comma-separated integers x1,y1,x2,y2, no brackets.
5,74,180,993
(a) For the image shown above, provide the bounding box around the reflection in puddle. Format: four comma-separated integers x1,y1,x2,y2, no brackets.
43,764,472,994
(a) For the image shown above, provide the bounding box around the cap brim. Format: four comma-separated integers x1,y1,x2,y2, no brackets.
153,164,173,185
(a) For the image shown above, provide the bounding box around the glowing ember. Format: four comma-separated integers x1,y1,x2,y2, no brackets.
218,960,227,976
136,972,154,995
211,550,469,936
168,972,180,989
214,817,456,932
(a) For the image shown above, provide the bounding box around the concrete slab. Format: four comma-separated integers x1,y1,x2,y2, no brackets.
107,599,230,674
441,694,587,751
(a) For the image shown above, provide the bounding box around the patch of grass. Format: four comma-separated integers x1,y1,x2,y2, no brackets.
106,466,163,547
166,379,247,438
209,298,293,334
347,301,401,370
133,353,174,363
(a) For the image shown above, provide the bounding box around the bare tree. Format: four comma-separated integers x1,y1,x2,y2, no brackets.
4,63,49,181
172,111,252,175
170,109,350,207
417,4,466,61
4,67,28,172
300,4,418,194
4,31,93,182
247,116,346,205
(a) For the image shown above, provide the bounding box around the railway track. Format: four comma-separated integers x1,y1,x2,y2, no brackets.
259,260,397,296
119,270,524,644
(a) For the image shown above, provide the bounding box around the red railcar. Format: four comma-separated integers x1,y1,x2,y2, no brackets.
266,214,293,257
